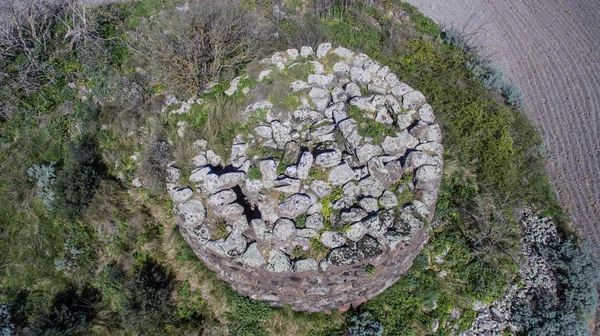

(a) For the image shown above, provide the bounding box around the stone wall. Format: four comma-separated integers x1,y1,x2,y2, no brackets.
165,44,443,312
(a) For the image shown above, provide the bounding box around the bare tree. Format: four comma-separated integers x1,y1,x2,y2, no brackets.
134,0,271,96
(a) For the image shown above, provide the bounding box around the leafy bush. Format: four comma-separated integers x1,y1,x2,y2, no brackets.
502,81,525,109
28,285,101,336
226,287,272,336
348,312,383,336
119,259,177,334
52,138,104,219
27,162,56,210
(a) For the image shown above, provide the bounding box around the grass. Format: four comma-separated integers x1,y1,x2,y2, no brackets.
347,104,397,144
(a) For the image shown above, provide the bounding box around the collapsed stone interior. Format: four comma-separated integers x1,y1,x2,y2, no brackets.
165,43,444,311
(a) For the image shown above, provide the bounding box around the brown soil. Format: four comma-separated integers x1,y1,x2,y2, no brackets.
405,0,600,248
404,0,600,332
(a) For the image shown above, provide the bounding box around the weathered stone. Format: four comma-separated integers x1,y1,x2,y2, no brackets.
358,176,386,197
333,61,350,75
230,143,248,168
333,47,354,58
166,165,182,184
213,203,244,220
191,153,208,167
315,149,342,168
385,72,400,87
332,197,355,210
345,82,362,97
355,144,383,164
363,60,381,74
316,43,332,58
369,84,387,95
337,118,358,138
221,234,247,257
266,250,292,272
295,152,313,180
404,151,440,171
349,96,377,113
271,121,292,148
376,66,390,79
206,150,222,166
273,177,301,194
290,80,311,92
310,180,331,199
350,67,372,86
380,130,419,155
309,61,325,75
258,201,279,223
217,172,246,190
279,194,313,218
416,142,443,157
308,74,335,88
286,48,299,60
356,235,383,260
207,189,237,208
359,197,379,212
415,165,442,191
379,190,398,209
395,112,414,130
328,247,358,266
418,103,435,124
172,187,193,203
390,83,413,98
402,90,426,110
341,207,369,223
177,198,206,228
331,86,349,103
293,109,322,124
375,108,394,124
300,46,314,58
345,222,366,242
306,214,325,230
321,231,347,248
258,69,272,81
294,258,319,272
297,228,318,238
309,87,331,111
273,218,296,241
282,140,300,163
394,212,423,236
343,181,361,199
328,163,355,186
240,242,265,267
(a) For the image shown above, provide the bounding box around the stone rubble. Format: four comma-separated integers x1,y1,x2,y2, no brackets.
166,44,443,312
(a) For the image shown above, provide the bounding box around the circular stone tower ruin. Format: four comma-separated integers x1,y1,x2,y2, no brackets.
165,43,443,312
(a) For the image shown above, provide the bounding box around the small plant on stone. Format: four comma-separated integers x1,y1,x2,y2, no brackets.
365,265,375,276
247,165,262,180
310,238,329,261
295,214,307,228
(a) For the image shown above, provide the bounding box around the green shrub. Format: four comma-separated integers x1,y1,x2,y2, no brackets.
28,285,101,336
52,138,104,219
27,162,56,210
248,165,262,180
502,81,525,109
348,312,383,336
119,259,177,334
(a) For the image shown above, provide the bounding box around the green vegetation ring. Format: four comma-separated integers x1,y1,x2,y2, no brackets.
166,44,443,312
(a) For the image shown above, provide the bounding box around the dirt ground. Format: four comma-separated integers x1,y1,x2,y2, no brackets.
404,0,600,250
